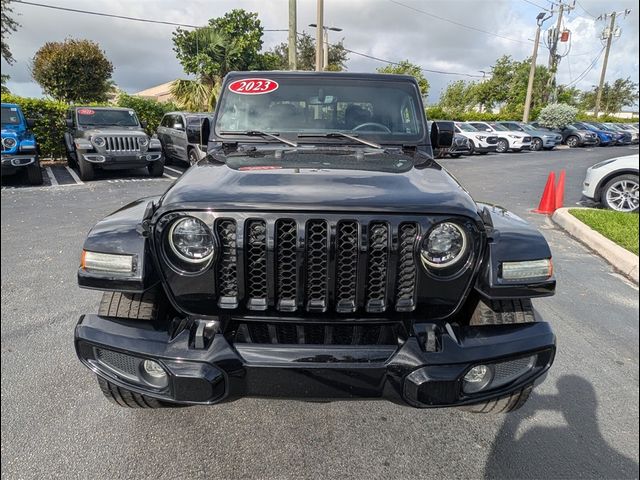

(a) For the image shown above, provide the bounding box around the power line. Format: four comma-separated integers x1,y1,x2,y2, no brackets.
521,0,552,12
12,0,288,31
388,0,533,45
575,1,596,18
564,46,605,87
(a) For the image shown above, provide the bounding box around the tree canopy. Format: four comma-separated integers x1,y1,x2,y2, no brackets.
579,78,639,115
268,32,348,71
1,0,19,65
31,38,114,103
377,60,429,97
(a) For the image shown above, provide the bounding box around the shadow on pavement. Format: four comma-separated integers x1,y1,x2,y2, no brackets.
485,375,638,479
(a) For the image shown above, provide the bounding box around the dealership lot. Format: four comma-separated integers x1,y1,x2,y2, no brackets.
1,147,638,479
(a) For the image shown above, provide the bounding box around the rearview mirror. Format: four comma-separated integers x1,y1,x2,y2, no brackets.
430,121,454,149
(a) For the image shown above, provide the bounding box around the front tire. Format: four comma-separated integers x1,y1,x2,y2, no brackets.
530,137,543,151
566,135,580,148
78,156,95,181
188,147,199,166
468,140,476,155
148,159,165,177
601,174,639,212
97,376,174,408
496,138,509,153
26,162,43,185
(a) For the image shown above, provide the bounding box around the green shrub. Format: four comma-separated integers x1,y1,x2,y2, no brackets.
1,93,68,158
537,103,578,129
116,93,179,135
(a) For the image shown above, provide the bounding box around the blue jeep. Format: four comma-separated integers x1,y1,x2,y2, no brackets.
1,103,43,185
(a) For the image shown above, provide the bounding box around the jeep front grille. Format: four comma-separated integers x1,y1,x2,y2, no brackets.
213,215,420,314
104,136,142,152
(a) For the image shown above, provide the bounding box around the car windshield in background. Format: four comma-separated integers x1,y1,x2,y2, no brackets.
77,109,139,127
215,77,424,143
490,123,509,131
457,123,478,132
1,107,21,125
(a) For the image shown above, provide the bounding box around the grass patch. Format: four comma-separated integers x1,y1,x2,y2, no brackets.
569,209,639,255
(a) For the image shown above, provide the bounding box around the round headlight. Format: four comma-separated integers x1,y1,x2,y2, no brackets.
421,222,468,269
2,137,17,149
92,136,105,147
138,136,149,147
169,217,215,263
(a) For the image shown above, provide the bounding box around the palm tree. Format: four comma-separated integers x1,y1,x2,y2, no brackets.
170,29,242,112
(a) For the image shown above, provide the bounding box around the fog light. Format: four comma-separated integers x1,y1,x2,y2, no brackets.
463,364,494,393
143,360,166,378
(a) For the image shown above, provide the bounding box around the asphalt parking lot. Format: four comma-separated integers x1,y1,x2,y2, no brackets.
1,147,638,479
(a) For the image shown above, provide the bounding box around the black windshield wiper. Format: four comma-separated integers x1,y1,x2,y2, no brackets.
220,130,298,148
298,132,382,149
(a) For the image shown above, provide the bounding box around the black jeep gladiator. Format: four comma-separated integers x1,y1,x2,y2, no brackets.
64,106,164,181
75,72,556,412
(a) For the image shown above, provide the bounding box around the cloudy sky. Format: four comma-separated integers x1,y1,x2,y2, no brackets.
3,0,639,106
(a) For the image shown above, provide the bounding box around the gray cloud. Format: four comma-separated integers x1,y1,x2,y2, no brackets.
2,0,638,105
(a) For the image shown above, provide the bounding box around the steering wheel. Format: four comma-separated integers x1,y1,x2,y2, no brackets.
352,122,391,133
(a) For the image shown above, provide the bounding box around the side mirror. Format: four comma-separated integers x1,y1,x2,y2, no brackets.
430,121,454,149
140,120,148,129
200,118,211,147
26,118,36,128
173,123,184,131
65,118,74,128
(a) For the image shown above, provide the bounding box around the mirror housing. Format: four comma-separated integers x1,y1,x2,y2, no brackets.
200,118,211,147
430,121,454,149
172,123,184,131
65,118,74,128
26,118,36,128
140,120,148,129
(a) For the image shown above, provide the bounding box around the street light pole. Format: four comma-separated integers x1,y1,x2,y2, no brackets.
315,0,324,71
309,24,342,71
523,12,551,122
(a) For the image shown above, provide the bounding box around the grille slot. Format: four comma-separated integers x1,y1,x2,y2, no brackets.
246,220,267,310
216,219,239,308
395,223,418,312
95,348,138,378
305,220,329,312
365,222,390,313
275,219,298,311
233,321,399,346
335,221,359,313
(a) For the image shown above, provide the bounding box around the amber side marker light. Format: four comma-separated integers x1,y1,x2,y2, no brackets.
501,259,553,281
81,250,134,274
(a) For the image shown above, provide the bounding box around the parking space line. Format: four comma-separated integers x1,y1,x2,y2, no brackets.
45,167,59,187
65,166,84,185
164,166,184,175
163,173,178,180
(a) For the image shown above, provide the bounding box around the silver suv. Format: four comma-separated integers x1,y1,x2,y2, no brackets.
157,112,212,166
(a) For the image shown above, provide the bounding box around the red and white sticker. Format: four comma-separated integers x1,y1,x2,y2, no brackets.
228,78,279,95
77,108,95,115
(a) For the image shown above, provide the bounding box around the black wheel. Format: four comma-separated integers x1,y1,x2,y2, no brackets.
187,148,199,166
566,135,580,148
530,137,543,151
468,140,476,155
449,152,462,158
26,163,43,185
162,145,172,165
148,159,165,177
462,298,537,413
495,138,509,153
595,137,602,147
97,376,174,408
601,174,639,213
65,148,78,167
98,290,162,320
78,156,94,181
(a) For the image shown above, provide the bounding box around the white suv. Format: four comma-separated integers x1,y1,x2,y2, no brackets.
582,154,639,212
468,121,532,153
454,122,499,155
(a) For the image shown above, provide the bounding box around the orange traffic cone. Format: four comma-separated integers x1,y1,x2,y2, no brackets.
534,171,557,214
555,169,566,210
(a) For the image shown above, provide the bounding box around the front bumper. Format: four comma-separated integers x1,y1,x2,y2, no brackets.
81,150,163,169
540,137,557,148
1,153,38,175
75,314,556,408
582,166,598,200
509,140,531,150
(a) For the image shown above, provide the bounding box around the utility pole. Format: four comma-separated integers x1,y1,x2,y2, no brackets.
315,0,324,71
310,23,342,71
288,0,297,70
594,9,631,117
546,0,574,101
523,12,551,122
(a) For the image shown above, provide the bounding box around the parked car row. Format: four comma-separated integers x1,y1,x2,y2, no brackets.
431,119,638,159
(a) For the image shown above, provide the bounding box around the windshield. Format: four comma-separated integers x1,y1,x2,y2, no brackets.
520,124,537,133
77,109,140,127
489,123,509,131
1,107,21,126
456,123,478,132
215,76,425,144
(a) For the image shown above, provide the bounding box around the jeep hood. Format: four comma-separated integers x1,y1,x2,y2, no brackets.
159,151,480,217
77,127,146,138
1,128,19,138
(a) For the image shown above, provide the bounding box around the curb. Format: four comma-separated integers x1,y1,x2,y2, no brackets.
552,208,639,284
